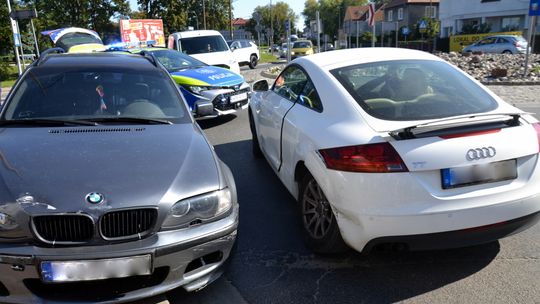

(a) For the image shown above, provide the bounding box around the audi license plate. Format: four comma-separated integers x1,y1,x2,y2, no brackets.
229,92,247,103
40,255,152,283
441,159,517,189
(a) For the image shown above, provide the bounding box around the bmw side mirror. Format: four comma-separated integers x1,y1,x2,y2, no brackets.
252,80,269,92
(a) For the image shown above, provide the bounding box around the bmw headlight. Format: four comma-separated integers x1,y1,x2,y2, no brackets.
161,188,232,230
0,212,18,230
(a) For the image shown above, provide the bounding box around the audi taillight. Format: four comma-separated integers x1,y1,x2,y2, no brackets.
319,143,408,173
533,123,540,152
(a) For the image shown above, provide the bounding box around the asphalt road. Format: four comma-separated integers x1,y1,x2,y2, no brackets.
173,102,540,304
1,65,539,304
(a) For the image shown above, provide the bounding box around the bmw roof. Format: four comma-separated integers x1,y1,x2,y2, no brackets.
35,52,159,71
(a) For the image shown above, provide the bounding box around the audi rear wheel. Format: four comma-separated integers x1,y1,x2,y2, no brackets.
299,173,348,254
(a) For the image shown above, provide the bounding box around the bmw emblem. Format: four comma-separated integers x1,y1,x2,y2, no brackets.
86,192,104,204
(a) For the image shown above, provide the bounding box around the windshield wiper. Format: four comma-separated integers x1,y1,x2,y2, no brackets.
0,118,97,126
389,113,525,140
86,117,173,125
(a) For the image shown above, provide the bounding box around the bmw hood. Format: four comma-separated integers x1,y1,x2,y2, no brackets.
170,66,244,87
0,124,220,213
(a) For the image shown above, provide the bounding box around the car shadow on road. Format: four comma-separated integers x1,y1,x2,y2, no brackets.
207,139,501,304
197,114,238,130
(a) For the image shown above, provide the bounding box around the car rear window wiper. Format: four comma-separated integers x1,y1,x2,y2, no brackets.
86,117,173,125
0,118,98,126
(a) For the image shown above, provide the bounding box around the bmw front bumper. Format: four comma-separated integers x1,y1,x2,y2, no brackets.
0,204,238,303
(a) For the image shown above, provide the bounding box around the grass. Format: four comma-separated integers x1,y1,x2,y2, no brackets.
1,65,20,88
1,79,16,88
260,51,279,63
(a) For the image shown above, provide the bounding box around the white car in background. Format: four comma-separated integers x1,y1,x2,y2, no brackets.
249,48,540,254
228,39,260,69
168,30,240,74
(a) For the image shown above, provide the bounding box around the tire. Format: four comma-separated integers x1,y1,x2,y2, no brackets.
249,111,263,158
249,55,258,69
299,173,348,254
502,50,512,54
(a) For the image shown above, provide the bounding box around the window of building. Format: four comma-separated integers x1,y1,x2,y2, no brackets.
388,10,393,22
424,6,436,18
398,8,403,21
501,16,521,31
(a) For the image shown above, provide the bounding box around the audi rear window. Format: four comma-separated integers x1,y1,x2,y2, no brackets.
331,60,498,121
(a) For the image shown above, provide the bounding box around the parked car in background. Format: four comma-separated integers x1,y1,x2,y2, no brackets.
291,40,314,59
168,30,240,73
0,49,239,303
271,44,280,52
227,39,260,69
136,48,250,117
41,27,106,53
279,42,289,58
463,35,529,54
322,43,335,52
249,48,540,254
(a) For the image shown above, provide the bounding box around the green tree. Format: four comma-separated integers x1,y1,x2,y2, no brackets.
135,0,230,34
252,2,297,43
302,0,367,41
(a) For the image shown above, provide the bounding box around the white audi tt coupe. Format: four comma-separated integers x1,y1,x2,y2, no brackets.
248,48,540,254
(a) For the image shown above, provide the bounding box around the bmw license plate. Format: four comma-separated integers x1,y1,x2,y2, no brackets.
229,92,247,103
441,159,517,189
40,255,152,283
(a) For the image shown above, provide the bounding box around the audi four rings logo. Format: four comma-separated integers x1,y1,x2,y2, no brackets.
466,147,496,161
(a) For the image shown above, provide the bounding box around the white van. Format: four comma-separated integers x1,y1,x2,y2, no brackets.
167,30,240,74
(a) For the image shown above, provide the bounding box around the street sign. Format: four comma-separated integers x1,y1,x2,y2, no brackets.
13,33,21,47
419,20,427,33
253,12,261,23
402,27,410,36
255,25,262,32
531,0,540,16
9,9,37,20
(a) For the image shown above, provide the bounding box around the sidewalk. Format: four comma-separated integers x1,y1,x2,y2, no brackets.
486,85,540,104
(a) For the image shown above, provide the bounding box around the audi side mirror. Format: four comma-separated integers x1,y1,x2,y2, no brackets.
252,80,269,92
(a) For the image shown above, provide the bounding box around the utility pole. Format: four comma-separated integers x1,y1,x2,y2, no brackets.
316,11,321,53
270,0,273,47
229,0,233,39
6,0,22,75
203,0,206,30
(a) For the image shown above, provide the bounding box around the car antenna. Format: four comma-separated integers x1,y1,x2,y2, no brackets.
33,47,65,67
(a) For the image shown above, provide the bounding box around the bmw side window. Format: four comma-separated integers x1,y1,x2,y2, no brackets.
273,66,307,102
298,80,323,112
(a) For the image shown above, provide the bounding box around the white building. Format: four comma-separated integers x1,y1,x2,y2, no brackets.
439,0,538,38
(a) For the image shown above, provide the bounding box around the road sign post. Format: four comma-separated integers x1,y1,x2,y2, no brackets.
525,0,540,76
6,0,23,75
285,19,291,62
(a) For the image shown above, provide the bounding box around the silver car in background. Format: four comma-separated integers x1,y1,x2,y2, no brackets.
463,35,529,54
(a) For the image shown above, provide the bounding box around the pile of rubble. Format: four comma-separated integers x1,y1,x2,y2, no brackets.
437,52,540,84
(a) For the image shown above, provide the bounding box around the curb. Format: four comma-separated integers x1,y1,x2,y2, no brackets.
482,81,540,86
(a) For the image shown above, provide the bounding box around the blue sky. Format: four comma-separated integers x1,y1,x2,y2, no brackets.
127,0,305,28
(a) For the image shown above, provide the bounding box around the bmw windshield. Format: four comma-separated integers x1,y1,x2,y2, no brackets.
2,68,190,124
